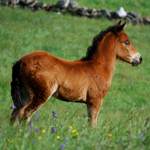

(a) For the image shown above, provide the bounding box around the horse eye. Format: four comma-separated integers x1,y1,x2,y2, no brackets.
125,40,130,45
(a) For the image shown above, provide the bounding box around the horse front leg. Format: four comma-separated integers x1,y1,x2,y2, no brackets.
87,98,103,127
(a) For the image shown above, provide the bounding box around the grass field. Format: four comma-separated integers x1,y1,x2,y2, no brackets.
0,1,150,150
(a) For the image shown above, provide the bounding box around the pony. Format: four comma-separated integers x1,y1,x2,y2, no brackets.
10,21,142,127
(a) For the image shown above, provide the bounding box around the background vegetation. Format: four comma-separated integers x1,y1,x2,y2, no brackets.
0,0,150,149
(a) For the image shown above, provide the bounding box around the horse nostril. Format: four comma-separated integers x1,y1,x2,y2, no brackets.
140,56,142,63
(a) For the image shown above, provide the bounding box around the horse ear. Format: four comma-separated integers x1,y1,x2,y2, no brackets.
116,21,121,27
121,22,127,30
116,22,127,35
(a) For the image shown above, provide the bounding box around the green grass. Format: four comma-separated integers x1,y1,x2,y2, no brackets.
0,3,150,150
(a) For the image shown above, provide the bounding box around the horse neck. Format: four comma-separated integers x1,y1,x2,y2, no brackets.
92,32,117,80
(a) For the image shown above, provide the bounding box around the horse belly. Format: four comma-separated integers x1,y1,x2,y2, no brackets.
53,85,87,103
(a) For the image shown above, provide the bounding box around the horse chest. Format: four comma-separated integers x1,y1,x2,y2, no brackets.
87,75,110,99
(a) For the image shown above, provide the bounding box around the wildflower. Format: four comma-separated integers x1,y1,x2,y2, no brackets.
35,114,39,120
19,129,22,132
65,138,69,143
52,111,57,118
76,133,79,136
29,121,34,126
120,141,123,145
5,48,7,51
61,123,64,126
35,128,38,131
29,121,33,130
98,143,101,149
108,133,112,137
38,136,41,140
42,130,46,133
72,133,79,138
72,129,77,133
52,126,56,133
59,144,66,150
140,134,144,140
103,126,106,129
10,105,16,109
69,126,73,129
8,139,12,144
92,144,95,147
33,140,37,143
56,136,60,139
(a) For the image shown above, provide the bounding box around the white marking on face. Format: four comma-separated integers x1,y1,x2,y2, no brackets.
132,53,142,66
132,53,141,60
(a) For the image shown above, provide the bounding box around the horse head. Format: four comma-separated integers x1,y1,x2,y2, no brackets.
115,21,142,66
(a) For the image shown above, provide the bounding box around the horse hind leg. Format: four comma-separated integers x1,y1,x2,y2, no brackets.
18,84,57,125
10,84,30,126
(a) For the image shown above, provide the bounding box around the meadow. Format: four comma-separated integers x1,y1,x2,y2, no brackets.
0,1,150,149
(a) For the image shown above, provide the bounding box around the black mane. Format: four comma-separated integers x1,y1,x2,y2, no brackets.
81,24,118,61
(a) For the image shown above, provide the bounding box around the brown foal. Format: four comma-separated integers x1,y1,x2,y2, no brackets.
10,21,142,127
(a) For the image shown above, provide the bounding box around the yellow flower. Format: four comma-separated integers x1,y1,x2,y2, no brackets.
76,133,79,136
42,130,46,133
92,144,95,146
73,134,76,138
69,126,73,129
72,129,77,133
103,126,106,129
19,129,22,132
8,139,12,144
38,136,42,140
56,136,60,139
108,133,112,137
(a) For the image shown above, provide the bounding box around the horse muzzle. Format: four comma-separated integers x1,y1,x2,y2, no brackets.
132,53,142,66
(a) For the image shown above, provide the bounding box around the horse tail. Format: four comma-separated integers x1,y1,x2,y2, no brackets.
11,61,24,108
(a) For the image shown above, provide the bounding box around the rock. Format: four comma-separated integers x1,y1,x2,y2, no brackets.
124,16,132,22
32,2,47,10
11,0,20,7
96,10,102,17
143,17,150,25
45,5,57,11
56,0,69,9
132,19,140,25
69,1,79,9
20,0,36,5
77,7,88,16
110,11,119,19
87,8,98,17
116,7,127,18
100,9,111,18
1,0,8,5
125,11,141,24
128,11,141,19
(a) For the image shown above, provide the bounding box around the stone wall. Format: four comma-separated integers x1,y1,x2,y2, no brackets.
1,0,150,25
